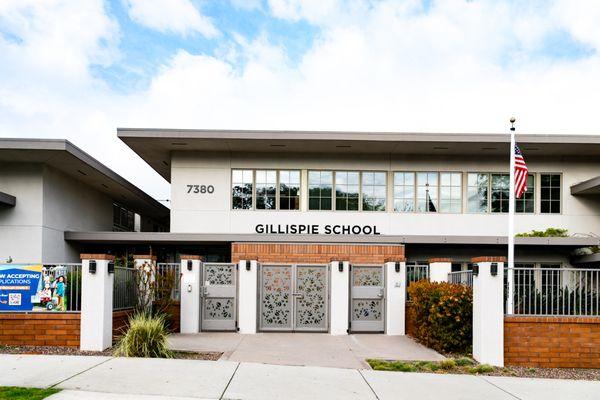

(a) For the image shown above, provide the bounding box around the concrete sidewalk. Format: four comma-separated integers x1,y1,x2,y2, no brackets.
1,354,599,400
169,333,444,369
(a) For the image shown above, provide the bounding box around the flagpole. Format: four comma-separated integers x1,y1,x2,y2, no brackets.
507,118,516,314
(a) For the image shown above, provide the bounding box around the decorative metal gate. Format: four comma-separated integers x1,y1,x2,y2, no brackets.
350,265,385,332
259,264,329,332
201,263,237,331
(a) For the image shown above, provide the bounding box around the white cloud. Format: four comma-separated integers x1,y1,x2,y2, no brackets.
124,0,218,37
1,0,600,200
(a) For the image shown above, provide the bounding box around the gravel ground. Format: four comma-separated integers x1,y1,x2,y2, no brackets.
0,345,222,361
480,365,600,381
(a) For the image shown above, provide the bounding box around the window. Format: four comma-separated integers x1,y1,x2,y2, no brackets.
308,171,333,210
540,174,561,213
113,203,135,232
393,172,415,212
416,172,438,212
516,174,535,213
232,169,253,209
255,170,277,210
335,171,359,211
279,170,300,210
440,172,462,213
491,173,509,213
467,173,488,213
361,172,387,211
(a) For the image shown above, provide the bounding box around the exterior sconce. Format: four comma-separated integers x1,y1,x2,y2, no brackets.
395,262,401,273
89,260,97,274
490,262,498,276
472,264,479,276
108,261,114,274
246,261,251,271
187,259,193,271
338,261,344,272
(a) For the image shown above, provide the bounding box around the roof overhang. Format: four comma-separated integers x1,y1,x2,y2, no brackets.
0,139,168,221
0,191,16,207
571,176,600,195
117,128,600,181
65,231,600,247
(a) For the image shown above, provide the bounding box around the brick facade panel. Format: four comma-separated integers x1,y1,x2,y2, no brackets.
231,243,405,264
504,316,600,368
0,313,81,347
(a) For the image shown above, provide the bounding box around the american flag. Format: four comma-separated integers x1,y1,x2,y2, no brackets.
514,144,528,198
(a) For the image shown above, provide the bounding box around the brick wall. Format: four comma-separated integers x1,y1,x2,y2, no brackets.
0,313,80,347
113,309,134,342
504,316,600,368
231,243,405,264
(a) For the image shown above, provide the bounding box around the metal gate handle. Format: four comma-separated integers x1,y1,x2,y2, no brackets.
378,289,384,298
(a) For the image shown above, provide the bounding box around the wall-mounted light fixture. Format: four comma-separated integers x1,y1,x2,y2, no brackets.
89,260,97,274
472,264,479,276
338,261,344,272
108,261,114,274
490,262,498,276
395,262,401,273
246,261,252,271
187,259,193,271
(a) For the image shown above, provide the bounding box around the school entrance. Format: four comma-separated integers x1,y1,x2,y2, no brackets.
258,264,329,332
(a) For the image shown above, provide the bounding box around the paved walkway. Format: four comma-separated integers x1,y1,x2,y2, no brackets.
1,354,599,400
169,333,444,369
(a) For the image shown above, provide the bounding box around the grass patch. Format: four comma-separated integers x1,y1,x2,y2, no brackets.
367,358,497,376
0,387,60,400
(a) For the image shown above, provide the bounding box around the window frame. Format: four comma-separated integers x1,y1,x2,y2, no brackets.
231,169,302,211
393,171,416,213
308,170,334,211
539,172,562,214
515,173,536,214
439,171,463,214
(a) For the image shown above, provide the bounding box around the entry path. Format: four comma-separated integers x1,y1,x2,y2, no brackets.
169,333,444,369
1,354,599,400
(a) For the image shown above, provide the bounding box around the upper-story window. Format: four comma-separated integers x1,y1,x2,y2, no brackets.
467,173,488,213
232,169,253,209
540,173,561,213
393,172,415,212
279,170,301,210
440,172,462,213
308,170,333,210
515,174,535,213
416,172,438,212
255,170,277,209
491,173,509,213
362,172,387,211
335,171,359,211
113,203,135,232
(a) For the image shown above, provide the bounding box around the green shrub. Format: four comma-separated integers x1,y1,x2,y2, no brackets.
439,359,456,370
515,228,568,237
115,312,173,358
468,364,494,374
407,280,472,354
454,357,475,367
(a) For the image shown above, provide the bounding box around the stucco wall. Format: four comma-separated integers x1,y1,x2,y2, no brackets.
170,151,600,238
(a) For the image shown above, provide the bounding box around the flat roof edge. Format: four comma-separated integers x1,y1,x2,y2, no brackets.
0,191,16,207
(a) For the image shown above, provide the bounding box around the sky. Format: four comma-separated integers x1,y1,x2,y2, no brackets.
1,0,599,202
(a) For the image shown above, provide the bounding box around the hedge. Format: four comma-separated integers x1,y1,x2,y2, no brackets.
407,280,472,354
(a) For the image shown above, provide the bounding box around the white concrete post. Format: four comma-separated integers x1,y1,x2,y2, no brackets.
330,261,349,335
238,260,258,334
473,259,504,367
385,261,406,335
180,255,201,334
133,255,157,311
80,254,114,351
429,259,452,283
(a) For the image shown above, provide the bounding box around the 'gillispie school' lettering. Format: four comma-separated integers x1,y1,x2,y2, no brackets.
255,224,381,235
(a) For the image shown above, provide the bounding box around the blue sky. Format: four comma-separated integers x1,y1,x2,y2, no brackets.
1,0,599,199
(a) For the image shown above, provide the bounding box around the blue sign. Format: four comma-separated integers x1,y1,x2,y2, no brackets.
0,264,42,311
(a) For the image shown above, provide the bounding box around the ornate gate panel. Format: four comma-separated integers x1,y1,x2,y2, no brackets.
259,264,329,332
350,265,385,332
201,263,237,331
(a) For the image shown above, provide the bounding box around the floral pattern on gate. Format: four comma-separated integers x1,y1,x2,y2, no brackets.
353,267,382,286
352,299,382,320
204,298,234,320
261,266,291,327
204,264,234,285
296,266,327,328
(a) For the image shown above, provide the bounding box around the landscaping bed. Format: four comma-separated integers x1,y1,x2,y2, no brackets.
0,386,59,400
367,358,600,381
0,345,221,361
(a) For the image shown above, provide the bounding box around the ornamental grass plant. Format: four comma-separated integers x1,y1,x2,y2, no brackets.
115,312,173,358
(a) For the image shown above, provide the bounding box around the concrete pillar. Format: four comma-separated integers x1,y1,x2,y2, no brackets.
330,261,350,335
80,254,114,351
385,261,406,335
429,258,452,283
238,260,258,334
472,257,505,367
180,255,201,334
133,255,157,311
